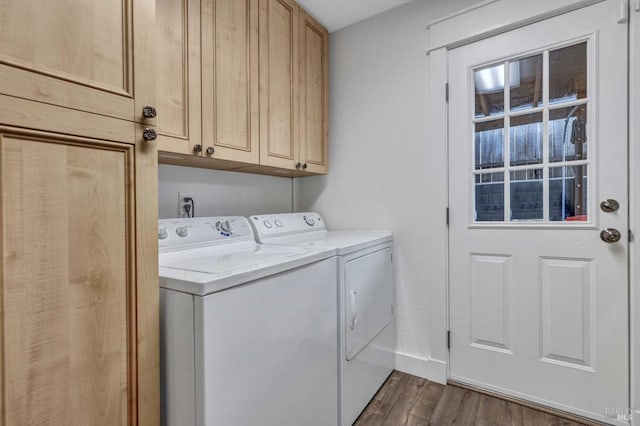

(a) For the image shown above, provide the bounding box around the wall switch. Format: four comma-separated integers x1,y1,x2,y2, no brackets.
178,192,195,217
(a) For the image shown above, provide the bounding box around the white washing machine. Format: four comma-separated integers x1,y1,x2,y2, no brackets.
158,216,338,426
249,212,395,426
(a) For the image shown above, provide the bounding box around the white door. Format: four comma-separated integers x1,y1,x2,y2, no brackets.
448,2,629,424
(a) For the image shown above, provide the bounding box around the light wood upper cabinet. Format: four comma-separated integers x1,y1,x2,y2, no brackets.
201,0,260,163
0,125,159,426
156,0,202,155
258,0,300,170
299,10,329,174
155,0,330,176
0,0,156,125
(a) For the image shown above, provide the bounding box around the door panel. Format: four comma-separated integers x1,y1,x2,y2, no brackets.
259,0,299,169
1,133,130,424
448,3,628,423
0,0,155,124
156,0,201,155
0,127,159,425
202,0,260,163
345,248,393,360
299,11,328,174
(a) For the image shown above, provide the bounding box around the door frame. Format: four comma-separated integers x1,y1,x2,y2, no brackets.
426,0,639,423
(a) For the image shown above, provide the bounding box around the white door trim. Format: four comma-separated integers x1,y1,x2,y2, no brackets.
629,2,640,424
426,0,606,54
426,1,638,424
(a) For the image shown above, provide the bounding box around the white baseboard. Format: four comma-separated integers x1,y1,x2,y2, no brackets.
394,352,447,384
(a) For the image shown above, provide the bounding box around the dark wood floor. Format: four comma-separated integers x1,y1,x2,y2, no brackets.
355,371,596,426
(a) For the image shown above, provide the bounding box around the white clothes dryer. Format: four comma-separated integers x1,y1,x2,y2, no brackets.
158,216,338,426
249,212,395,426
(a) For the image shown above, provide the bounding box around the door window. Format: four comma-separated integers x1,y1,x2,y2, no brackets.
473,41,590,223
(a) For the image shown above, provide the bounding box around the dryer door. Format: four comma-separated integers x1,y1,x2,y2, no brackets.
345,247,394,361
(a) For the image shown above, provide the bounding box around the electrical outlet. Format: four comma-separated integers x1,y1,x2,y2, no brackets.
178,192,195,217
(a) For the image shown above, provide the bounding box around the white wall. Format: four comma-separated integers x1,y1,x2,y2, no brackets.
159,164,293,219
294,0,477,379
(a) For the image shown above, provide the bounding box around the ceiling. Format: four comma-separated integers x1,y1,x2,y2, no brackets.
296,0,413,33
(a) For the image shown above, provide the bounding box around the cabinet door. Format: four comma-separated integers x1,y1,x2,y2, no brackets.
0,127,159,425
259,0,300,170
202,0,260,163
299,11,328,174
0,0,155,124
156,0,201,155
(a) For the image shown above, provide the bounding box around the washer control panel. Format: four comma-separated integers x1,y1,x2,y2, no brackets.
215,220,234,237
159,216,253,250
249,212,326,241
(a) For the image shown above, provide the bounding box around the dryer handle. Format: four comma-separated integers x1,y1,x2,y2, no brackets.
349,290,358,330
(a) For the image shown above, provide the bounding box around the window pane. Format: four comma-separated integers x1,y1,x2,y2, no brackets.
510,169,543,220
510,113,543,166
549,105,587,163
549,42,587,104
510,54,543,111
475,173,504,222
475,64,505,117
475,119,504,170
549,166,588,221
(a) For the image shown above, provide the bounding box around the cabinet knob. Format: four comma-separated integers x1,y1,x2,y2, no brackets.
142,128,157,141
302,163,308,170
193,144,202,153
142,105,157,119
206,146,215,155
295,162,302,169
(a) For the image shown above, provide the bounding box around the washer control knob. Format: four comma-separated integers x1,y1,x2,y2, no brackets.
220,220,233,234
304,215,315,226
176,226,189,238
274,219,283,228
263,220,273,229
158,228,168,240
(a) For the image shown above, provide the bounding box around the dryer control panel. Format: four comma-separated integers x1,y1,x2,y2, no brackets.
250,212,326,241
158,216,254,250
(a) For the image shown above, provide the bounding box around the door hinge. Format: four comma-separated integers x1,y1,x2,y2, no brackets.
447,331,451,349
445,82,449,102
618,0,629,23
446,207,450,226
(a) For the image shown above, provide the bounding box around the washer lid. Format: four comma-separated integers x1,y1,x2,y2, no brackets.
260,230,393,255
159,241,334,296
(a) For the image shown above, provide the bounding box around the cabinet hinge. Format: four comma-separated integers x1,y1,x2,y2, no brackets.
445,82,449,102
446,207,450,226
447,331,451,349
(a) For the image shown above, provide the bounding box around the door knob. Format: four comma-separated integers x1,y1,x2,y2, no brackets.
600,199,620,213
142,128,157,141
600,228,622,243
142,105,157,119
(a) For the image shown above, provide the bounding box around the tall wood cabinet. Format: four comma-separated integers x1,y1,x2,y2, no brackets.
0,0,160,424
